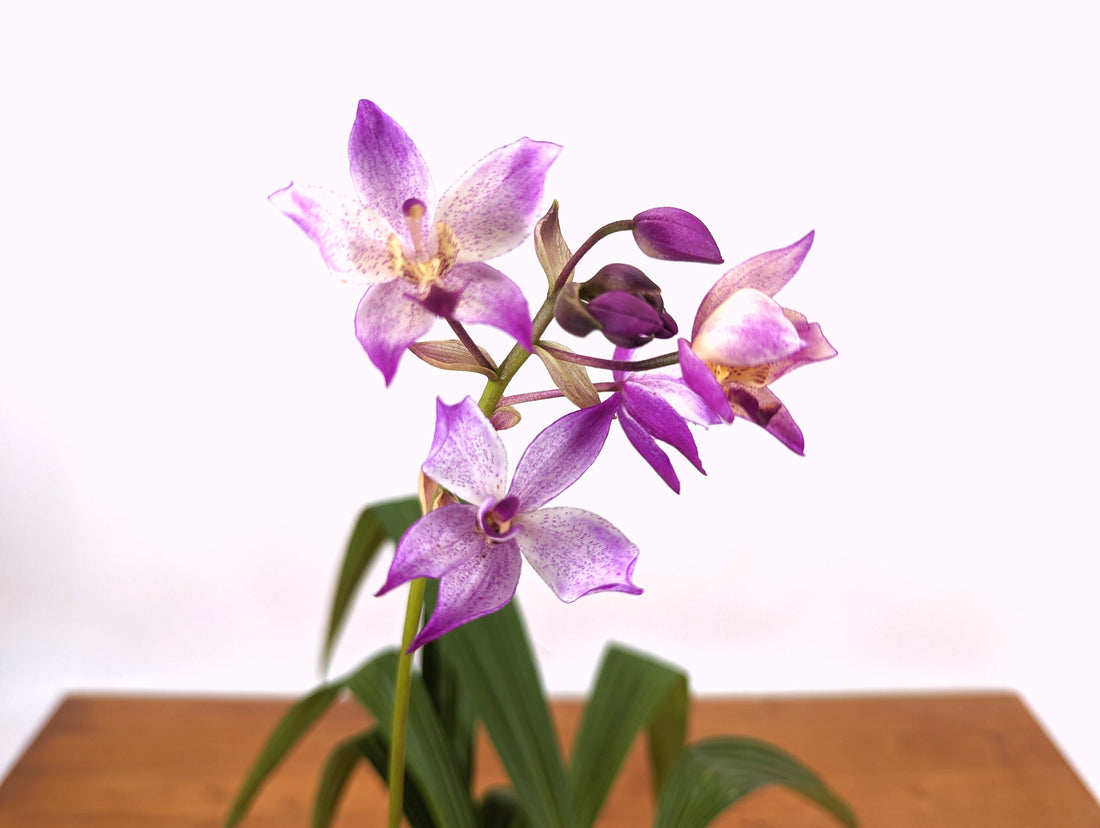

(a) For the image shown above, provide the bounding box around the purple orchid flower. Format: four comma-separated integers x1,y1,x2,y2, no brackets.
270,100,561,384
596,348,721,493
377,396,642,650
678,231,837,454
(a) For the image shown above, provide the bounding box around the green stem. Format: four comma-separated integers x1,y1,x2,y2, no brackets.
388,576,427,828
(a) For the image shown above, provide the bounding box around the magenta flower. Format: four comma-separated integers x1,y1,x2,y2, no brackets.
377,396,642,650
270,100,561,384
597,348,721,493
678,231,837,454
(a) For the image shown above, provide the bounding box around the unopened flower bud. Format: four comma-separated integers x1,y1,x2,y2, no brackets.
554,263,677,347
632,207,723,264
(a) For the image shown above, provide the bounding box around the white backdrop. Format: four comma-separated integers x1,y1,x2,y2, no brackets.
3,0,1098,799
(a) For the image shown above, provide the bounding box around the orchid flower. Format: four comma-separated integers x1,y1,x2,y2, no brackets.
377,396,641,650
271,100,561,384
678,231,837,454
594,348,721,493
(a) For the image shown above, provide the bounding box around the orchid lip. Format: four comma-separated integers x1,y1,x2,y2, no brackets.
477,495,520,541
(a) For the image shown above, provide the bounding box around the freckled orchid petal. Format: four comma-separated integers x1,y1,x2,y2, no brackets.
422,397,508,505
268,184,394,283
513,507,642,602
678,339,734,423
354,281,435,385
692,231,815,338
620,382,705,475
444,262,534,351
693,288,803,367
375,504,482,595
410,538,523,650
618,409,681,493
348,100,435,245
509,396,619,511
726,385,805,455
437,138,562,263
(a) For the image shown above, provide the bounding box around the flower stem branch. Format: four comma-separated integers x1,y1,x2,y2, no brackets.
536,344,681,373
447,318,498,377
552,219,635,292
388,576,427,828
498,382,619,408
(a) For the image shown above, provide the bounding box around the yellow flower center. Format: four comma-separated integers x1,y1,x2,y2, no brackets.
386,200,461,295
707,361,772,387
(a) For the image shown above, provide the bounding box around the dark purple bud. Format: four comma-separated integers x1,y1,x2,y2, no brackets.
587,292,662,348
632,207,723,264
554,263,678,347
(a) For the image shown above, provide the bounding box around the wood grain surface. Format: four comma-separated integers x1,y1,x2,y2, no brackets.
1,692,1097,826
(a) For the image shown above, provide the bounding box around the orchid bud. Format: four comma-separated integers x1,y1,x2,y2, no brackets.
632,207,723,264
554,263,678,347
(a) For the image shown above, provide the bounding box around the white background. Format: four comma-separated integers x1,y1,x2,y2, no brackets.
3,0,1098,801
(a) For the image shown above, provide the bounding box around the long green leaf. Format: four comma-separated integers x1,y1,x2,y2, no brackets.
653,737,858,828
321,496,421,674
356,726,437,828
441,600,573,828
223,683,343,827
568,645,688,828
312,732,368,828
422,579,477,788
344,650,479,828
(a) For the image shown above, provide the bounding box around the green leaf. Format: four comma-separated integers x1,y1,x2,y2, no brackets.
568,645,688,828
441,600,574,828
479,787,531,828
321,496,421,675
311,732,368,828
534,200,573,290
410,339,499,379
345,650,479,828
653,737,858,828
356,726,438,828
533,342,600,409
223,683,343,828
422,579,477,789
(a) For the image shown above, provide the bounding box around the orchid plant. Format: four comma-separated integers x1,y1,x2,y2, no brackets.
228,100,853,828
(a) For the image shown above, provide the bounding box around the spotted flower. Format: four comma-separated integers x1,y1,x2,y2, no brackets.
271,100,560,384
678,231,837,454
377,396,641,650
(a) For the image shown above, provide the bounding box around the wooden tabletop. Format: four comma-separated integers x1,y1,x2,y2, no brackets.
0,692,1097,827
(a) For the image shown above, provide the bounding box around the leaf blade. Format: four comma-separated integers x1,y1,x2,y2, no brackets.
321,496,421,674
653,737,858,828
223,683,343,828
568,645,687,828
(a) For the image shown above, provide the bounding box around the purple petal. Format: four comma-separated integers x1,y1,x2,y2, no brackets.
375,504,481,595
628,371,724,427
422,397,508,505
692,288,803,367
692,231,814,338
509,395,619,511
354,281,435,385
678,339,733,423
586,292,661,348
513,507,642,602
410,538,523,650
348,100,436,247
618,410,680,492
268,184,393,282
632,207,723,264
445,262,534,351
766,315,838,383
436,138,562,263
726,385,805,455
621,382,705,474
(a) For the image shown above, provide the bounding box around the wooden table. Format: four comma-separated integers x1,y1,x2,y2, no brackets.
1,693,1098,826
